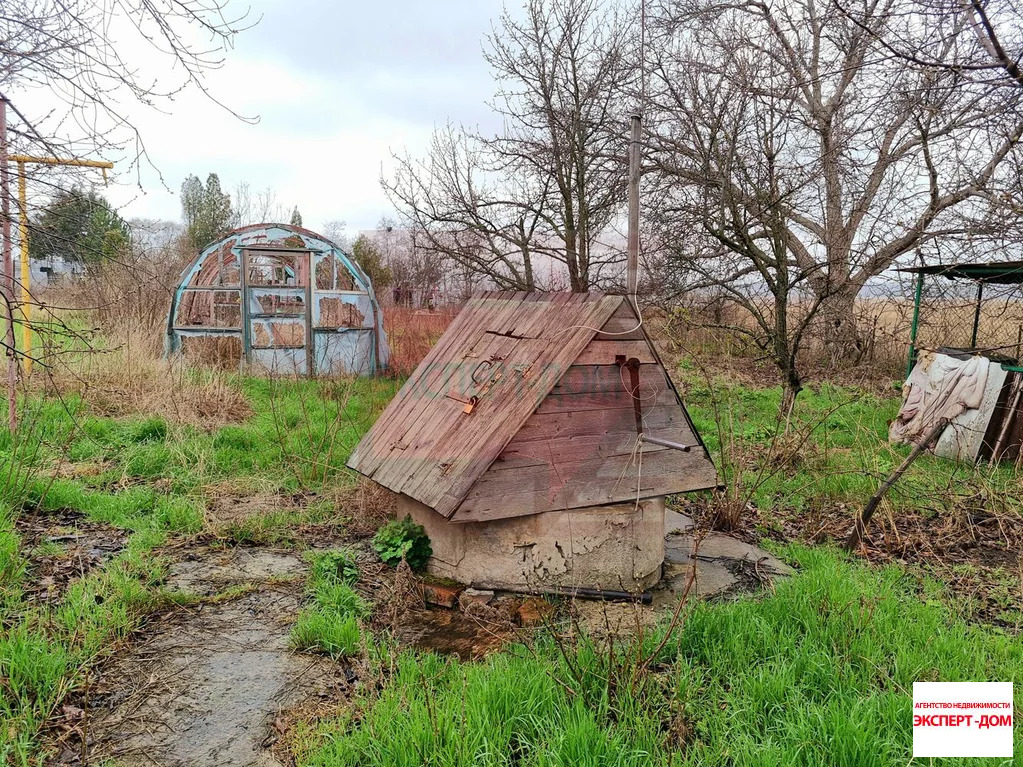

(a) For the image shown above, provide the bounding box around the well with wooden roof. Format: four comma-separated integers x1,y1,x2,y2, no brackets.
347,291,717,592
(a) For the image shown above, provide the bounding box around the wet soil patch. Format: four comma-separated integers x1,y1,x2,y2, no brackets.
50,547,345,767
391,605,516,660
15,508,128,603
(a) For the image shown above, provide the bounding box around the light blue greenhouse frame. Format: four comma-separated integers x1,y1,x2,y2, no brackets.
166,223,389,376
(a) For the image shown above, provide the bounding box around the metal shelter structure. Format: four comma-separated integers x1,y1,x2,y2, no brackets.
898,260,1023,464
901,260,1023,379
167,224,389,377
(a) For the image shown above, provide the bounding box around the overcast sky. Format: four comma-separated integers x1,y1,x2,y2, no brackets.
101,0,507,236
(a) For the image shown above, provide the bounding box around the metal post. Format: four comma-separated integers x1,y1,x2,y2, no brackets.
0,100,17,432
626,114,641,306
239,249,252,368
906,272,924,381
16,161,29,374
304,252,314,379
9,155,111,378
970,280,984,349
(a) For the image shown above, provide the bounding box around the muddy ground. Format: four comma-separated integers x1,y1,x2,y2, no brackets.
16,507,128,605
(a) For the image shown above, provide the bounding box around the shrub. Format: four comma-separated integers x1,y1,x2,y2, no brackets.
372,517,432,571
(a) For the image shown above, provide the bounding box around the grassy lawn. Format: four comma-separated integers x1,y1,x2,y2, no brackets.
0,366,1019,765
298,547,1021,766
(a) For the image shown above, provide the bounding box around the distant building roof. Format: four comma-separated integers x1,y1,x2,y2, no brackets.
900,260,1023,285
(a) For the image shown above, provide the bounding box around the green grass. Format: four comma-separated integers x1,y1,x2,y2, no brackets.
0,374,396,762
681,376,1023,522
1,362,1020,766
291,549,367,658
300,547,1021,767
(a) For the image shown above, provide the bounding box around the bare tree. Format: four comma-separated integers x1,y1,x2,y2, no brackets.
388,127,547,291
0,0,248,407
231,182,288,228
385,0,636,292
648,0,1023,374
369,217,446,307
1,0,251,168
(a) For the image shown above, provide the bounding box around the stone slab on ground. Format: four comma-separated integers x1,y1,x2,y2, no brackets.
573,514,794,636
76,549,339,767
664,532,793,576
166,547,306,595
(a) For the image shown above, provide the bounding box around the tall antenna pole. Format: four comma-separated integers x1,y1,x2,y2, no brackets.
627,114,641,306
627,0,647,309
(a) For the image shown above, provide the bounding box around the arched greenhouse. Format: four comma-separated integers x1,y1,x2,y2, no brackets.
167,223,389,376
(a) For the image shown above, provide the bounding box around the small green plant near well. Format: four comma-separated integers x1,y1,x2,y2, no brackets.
372,517,431,571
308,548,360,586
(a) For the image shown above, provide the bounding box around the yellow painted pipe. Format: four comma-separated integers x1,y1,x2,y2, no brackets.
10,155,113,171
11,154,113,376
16,161,29,374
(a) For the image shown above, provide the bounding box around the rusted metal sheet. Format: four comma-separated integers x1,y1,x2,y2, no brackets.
347,292,718,521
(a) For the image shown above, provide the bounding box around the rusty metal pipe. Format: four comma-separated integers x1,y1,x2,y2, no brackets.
640,434,691,452
473,582,652,605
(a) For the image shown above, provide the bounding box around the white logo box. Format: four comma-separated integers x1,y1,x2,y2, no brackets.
913,682,1013,758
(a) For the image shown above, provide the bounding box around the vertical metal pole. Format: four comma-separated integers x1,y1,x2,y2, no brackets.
17,161,29,375
0,100,17,432
239,249,252,368
906,272,924,381
304,252,314,379
627,114,641,307
970,281,984,349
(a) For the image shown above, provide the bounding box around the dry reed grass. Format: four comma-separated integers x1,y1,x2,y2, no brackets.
383,306,457,377
51,325,252,429
663,291,1023,385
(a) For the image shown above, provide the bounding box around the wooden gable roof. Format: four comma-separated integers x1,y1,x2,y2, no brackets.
347,291,718,521
347,292,623,518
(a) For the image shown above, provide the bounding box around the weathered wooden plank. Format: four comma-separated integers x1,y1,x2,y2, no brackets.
493,433,665,470
451,448,718,521
362,293,623,516
551,364,668,396
512,404,694,443
595,302,644,340
351,292,596,490
574,339,656,365
536,391,638,414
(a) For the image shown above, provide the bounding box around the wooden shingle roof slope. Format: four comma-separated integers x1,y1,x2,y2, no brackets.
347,291,717,520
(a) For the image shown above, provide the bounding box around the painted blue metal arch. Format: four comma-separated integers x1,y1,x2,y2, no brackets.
166,223,390,376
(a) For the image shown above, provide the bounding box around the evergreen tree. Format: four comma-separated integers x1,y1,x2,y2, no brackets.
351,235,393,289
181,173,233,251
290,207,303,227
29,188,130,264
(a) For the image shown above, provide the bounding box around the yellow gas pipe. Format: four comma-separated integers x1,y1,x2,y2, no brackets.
10,155,112,375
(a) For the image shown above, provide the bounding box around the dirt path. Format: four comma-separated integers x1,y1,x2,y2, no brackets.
64,548,341,767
